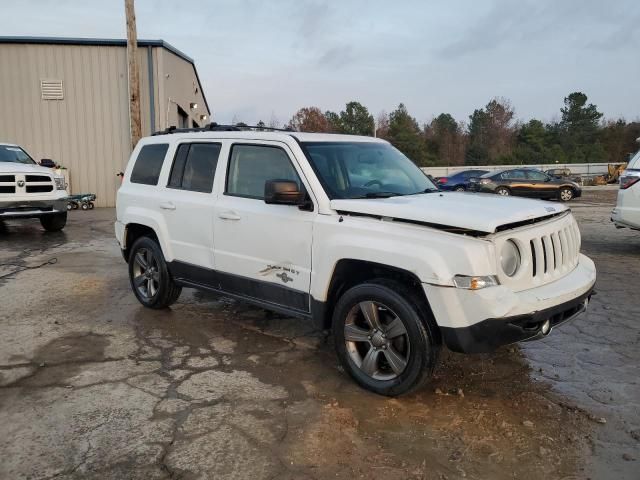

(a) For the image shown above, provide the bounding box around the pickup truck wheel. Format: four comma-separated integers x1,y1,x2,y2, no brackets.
40,213,67,232
333,280,439,396
128,236,181,309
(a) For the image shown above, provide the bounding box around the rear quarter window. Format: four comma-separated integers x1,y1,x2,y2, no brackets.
130,144,169,185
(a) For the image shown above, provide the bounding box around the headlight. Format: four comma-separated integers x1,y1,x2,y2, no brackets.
500,240,521,277
54,177,66,190
453,275,499,290
479,178,491,185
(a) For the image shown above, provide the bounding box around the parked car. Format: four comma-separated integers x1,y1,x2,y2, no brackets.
470,168,581,201
0,143,69,231
436,169,489,191
611,147,640,230
116,125,596,396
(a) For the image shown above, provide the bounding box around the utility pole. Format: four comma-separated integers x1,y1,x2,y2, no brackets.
125,0,142,150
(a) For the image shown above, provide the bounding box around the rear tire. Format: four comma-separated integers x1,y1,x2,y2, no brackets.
559,188,574,202
332,279,440,396
40,213,67,232
496,186,511,196
454,186,465,192
128,236,181,309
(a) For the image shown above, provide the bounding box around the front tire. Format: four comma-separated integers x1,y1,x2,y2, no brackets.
332,280,440,396
496,186,511,196
559,187,574,202
454,186,465,192
40,213,67,232
128,236,181,309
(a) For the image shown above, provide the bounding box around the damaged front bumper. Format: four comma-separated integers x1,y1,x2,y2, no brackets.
424,254,596,353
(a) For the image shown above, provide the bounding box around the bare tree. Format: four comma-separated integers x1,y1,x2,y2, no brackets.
267,112,280,129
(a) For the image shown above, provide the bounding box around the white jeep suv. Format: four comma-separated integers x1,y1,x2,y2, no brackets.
115,125,596,396
0,143,68,231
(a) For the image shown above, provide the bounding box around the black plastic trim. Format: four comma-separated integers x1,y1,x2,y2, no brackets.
168,261,311,317
441,287,594,353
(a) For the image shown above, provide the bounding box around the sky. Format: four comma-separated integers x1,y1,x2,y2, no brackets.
3,0,639,126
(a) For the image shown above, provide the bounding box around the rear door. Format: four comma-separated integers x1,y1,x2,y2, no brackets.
212,140,315,313
160,141,222,268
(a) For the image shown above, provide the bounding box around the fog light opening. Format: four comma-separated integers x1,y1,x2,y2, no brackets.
541,319,551,335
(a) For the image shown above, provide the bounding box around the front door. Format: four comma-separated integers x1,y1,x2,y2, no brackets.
503,169,532,196
525,169,557,198
213,141,314,313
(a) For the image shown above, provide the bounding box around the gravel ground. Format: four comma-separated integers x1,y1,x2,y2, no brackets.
0,189,637,479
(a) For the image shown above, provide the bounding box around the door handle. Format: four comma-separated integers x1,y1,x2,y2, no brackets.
159,202,176,210
218,211,241,221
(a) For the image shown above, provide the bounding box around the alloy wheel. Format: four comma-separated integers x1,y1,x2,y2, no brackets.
560,189,573,201
132,248,160,299
497,188,510,196
344,301,410,380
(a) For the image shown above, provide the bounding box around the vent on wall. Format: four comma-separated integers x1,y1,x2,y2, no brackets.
40,80,64,100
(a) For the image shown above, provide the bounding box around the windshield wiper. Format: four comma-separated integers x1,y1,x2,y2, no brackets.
357,191,403,199
406,188,439,195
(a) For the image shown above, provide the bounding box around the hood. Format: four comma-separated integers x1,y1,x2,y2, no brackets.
330,192,569,234
0,162,58,175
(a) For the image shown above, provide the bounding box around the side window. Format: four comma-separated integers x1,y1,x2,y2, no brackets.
130,144,169,185
525,170,547,181
504,170,526,180
226,144,301,199
167,143,221,193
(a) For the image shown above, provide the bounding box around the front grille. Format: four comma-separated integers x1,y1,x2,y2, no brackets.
26,185,54,193
495,212,581,291
26,175,51,182
0,186,15,194
0,175,15,182
529,223,579,277
528,222,580,279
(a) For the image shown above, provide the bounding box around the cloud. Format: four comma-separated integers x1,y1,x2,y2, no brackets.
317,45,355,69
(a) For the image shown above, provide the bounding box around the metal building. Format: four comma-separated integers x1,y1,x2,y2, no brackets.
0,37,211,207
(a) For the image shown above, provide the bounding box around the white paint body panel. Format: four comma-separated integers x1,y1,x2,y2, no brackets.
330,193,568,234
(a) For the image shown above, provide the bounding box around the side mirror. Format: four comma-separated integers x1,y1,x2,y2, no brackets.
264,179,305,205
40,158,56,168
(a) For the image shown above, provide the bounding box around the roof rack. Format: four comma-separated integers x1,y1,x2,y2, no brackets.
151,123,294,136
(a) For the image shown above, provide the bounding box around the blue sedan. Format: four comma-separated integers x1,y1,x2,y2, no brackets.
436,169,489,191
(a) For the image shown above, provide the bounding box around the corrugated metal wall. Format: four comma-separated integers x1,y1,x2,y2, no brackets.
161,49,210,130
0,42,211,207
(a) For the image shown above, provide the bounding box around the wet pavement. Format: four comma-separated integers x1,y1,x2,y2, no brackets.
0,189,637,479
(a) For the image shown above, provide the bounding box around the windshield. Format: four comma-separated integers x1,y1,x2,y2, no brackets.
302,142,437,199
0,145,36,165
629,150,640,169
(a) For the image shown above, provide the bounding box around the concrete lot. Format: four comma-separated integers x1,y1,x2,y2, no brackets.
0,189,638,479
